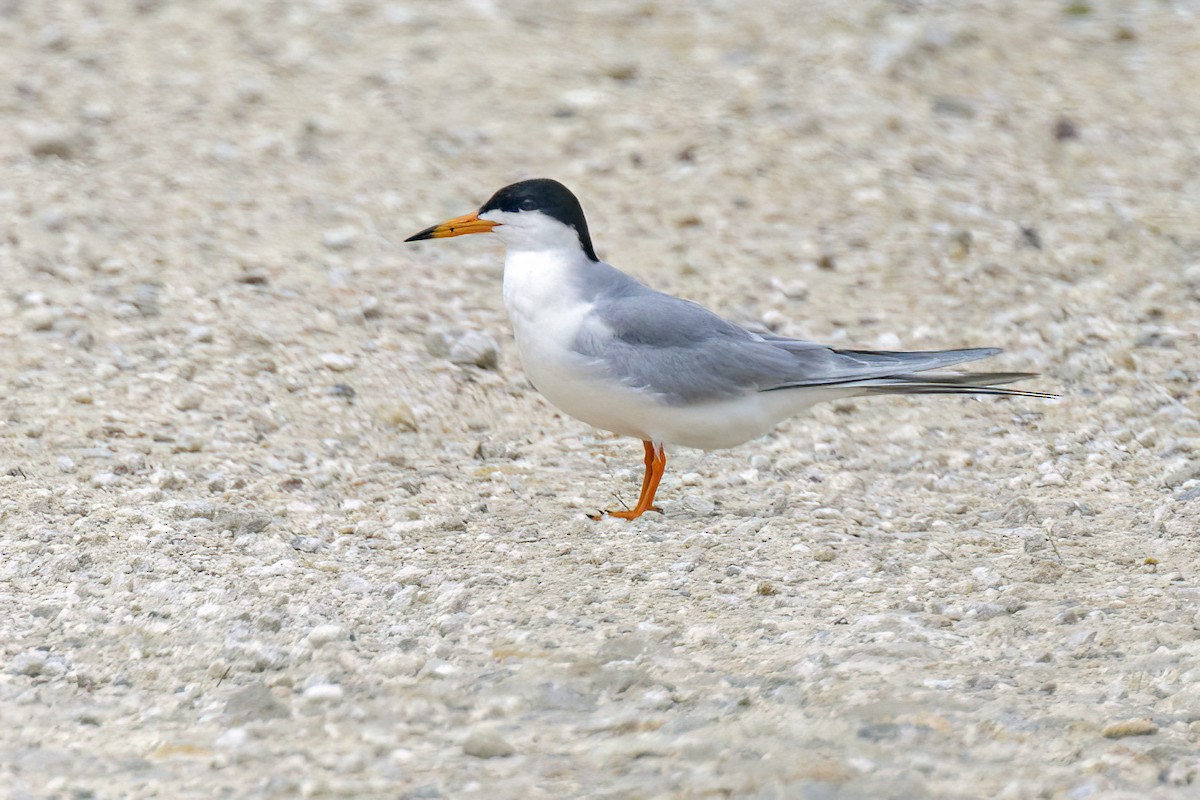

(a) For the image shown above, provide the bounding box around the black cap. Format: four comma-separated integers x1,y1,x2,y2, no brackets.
479,179,598,261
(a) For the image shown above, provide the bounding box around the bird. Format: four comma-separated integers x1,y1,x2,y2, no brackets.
405,179,1054,520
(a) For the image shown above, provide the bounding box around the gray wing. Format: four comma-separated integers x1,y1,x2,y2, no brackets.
572,281,1005,405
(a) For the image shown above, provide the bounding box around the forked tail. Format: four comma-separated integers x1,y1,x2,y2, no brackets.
851,371,1057,399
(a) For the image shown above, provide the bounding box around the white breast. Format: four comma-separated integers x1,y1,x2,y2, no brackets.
501,250,655,440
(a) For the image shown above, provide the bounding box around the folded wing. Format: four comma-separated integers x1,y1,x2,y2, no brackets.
573,287,1052,404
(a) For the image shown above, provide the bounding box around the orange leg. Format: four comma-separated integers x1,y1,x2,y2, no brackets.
593,441,667,520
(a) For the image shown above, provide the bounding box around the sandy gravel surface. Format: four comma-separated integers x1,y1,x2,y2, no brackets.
2,1,1199,797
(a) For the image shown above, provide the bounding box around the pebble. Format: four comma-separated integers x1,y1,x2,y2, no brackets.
1101,719,1158,739
1020,528,1047,553
214,727,249,750
1029,561,1064,584
306,625,346,647
23,307,59,331
1163,460,1200,488
322,227,358,250
174,500,216,520
320,353,356,372
302,684,344,703
26,124,82,159
91,472,120,488
9,650,49,677
213,508,272,534
373,400,418,431
175,390,203,411
449,331,499,369
1038,472,1066,487
462,730,515,759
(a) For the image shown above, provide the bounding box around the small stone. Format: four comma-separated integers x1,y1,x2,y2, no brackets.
175,391,203,411
290,536,324,553
223,684,287,722
449,332,499,369
56,457,76,473
90,472,120,488
322,226,358,250
1029,560,1064,584
213,508,272,534
188,325,215,343
9,650,49,676
214,727,249,750
306,625,345,647
424,327,457,358
604,62,639,82
771,278,810,301
23,307,58,331
302,684,344,702
1163,461,1200,488
971,567,1003,588
173,500,216,520
26,125,83,159
682,495,715,515
813,549,836,562
1038,471,1066,487
373,400,417,431
38,24,69,50
932,95,974,118
1102,719,1158,739
1021,529,1048,553
1054,116,1080,141
462,730,515,759
968,603,1007,619
320,353,356,372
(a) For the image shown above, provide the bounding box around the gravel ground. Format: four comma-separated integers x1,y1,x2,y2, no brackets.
2,1,1199,798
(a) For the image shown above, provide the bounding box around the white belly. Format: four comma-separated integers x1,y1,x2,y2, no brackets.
501,249,842,449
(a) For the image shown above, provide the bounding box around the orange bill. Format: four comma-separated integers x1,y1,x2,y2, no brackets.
405,211,499,241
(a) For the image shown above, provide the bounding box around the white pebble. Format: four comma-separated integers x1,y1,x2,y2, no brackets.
320,353,356,372
306,625,345,647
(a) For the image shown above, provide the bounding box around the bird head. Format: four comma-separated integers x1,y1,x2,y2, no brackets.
405,178,598,261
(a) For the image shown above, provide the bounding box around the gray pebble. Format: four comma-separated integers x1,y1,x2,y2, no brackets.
1163,460,1200,488
462,729,515,759
1020,528,1048,552
449,331,499,369
9,650,49,677
214,508,272,534
223,683,288,722
174,500,216,520
290,536,324,552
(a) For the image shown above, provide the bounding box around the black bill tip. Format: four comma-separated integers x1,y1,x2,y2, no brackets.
404,226,438,243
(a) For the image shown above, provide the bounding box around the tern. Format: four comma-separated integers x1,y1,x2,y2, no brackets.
406,179,1053,520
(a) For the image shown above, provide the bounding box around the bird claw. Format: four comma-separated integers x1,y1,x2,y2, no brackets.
587,505,664,521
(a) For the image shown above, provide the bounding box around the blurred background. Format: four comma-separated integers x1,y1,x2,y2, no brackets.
1,1,1198,797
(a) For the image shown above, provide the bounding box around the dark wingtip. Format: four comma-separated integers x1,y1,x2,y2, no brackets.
404,226,437,243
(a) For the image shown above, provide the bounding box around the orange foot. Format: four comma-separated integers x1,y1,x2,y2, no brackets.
589,505,664,521
588,442,668,521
